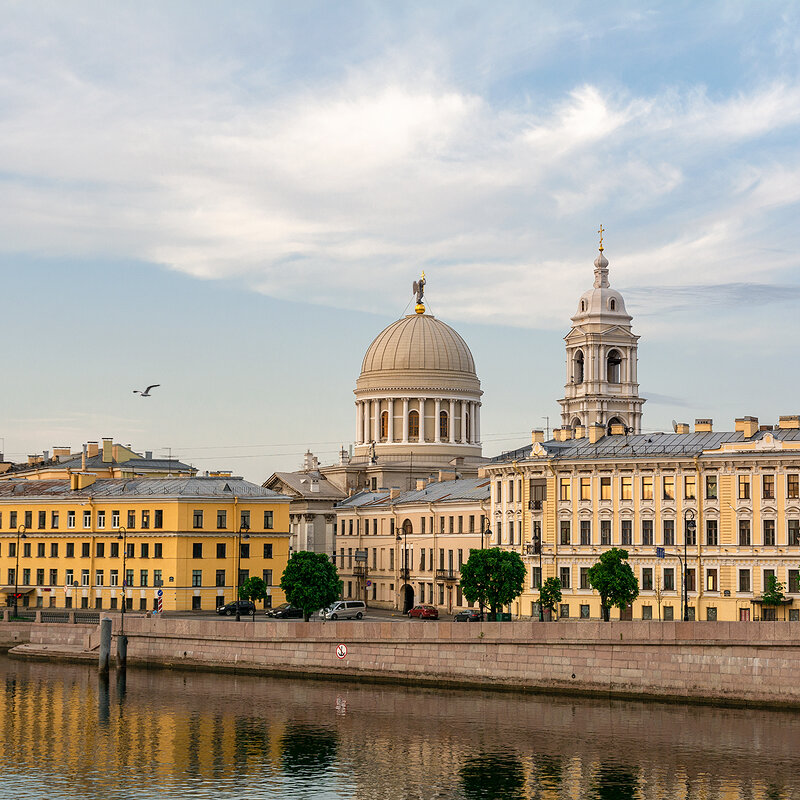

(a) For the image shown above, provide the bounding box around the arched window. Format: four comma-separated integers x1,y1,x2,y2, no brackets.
607,416,625,433
380,411,389,440
439,410,449,440
573,350,584,384
607,349,622,384
571,417,582,430
580,300,587,312
408,409,420,441
402,518,413,536
609,298,616,311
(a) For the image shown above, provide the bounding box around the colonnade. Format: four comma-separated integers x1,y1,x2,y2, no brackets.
355,397,481,446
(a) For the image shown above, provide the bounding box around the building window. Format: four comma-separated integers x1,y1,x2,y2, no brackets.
263,569,273,586
95,570,104,586
686,569,696,592
641,476,653,500
439,411,449,440
789,570,800,593
762,474,775,499
738,475,750,500
81,542,90,558
24,511,32,528
217,510,227,529
531,566,542,589
574,349,584,382
216,570,226,587
81,569,90,586
240,543,250,559
23,542,31,558
154,510,163,528
641,520,653,546
50,543,58,558
580,520,591,546
380,411,389,440
620,477,632,501
559,479,571,501
642,568,653,591
763,519,776,546
127,510,135,529
262,542,274,560
141,510,150,529
36,568,44,585
38,510,46,529
408,410,420,440
788,474,799,499
97,511,105,529
240,510,251,530
154,542,162,558
600,520,611,546
68,511,75,529
112,511,119,528
685,518,696,546
96,542,105,558
706,569,718,592
621,520,632,546
706,520,718,546
153,570,162,586
663,520,675,546
140,570,148,587
126,543,134,559
216,543,226,559
193,510,203,529
738,569,750,593
606,349,622,383
559,567,571,589
140,543,149,558
789,519,800,547
684,475,696,499
192,542,203,559
738,520,751,546
662,476,675,501
663,568,674,591
192,570,202,587
580,478,591,501
559,604,570,619
66,542,74,558
641,605,652,620
600,477,611,501
580,568,590,590
125,569,134,587
49,569,58,585
37,542,45,557
264,511,274,530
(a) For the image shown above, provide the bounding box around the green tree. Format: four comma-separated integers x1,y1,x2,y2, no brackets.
537,577,562,620
460,548,526,618
762,574,785,606
280,551,342,621
587,548,639,622
239,576,268,620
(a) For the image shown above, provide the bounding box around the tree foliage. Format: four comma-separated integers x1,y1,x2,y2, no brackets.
239,576,268,619
538,577,562,617
762,574,785,606
460,548,526,616
280,551,342,621
587,548,639,621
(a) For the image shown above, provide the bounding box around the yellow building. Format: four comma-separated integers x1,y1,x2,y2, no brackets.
335,475,490,613
486,415,800,622
0,475,290,612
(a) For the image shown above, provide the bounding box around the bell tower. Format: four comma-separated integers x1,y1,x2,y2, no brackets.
559,234,645,433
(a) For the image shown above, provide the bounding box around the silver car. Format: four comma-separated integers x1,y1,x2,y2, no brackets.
319,600,366,620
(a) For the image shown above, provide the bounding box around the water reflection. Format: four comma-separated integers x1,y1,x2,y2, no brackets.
0,655,799,800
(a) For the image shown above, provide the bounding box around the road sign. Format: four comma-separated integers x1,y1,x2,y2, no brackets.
157,589,163,597
354,550,368,562
336,644,347,659
656,547,665,559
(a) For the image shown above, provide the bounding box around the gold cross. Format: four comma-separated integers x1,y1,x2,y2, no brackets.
598,224,604,251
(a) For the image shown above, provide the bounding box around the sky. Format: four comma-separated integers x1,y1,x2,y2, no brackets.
1,1,800,482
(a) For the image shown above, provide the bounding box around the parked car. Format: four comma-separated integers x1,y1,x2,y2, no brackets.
454,609,483,622
266,603,304,619
216,600,256,616
408,604,439,620
319,600,366,620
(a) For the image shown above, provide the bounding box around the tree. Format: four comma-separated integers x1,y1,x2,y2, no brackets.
587,548,639,622
460,548,526,618
537,577,562,620
762,574,785,606
239,576,268,620
280,551,342,621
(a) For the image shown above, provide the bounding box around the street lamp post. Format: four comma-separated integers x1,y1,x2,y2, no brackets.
479,523,491,618
532,525,544,622
235,524,250,622
13,526,26,618
683,509,696,621
117,527,127,634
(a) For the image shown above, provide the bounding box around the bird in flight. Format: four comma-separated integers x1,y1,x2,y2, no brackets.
133,384,160,397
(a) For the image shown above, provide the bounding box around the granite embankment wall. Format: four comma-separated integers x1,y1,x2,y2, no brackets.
19,616,800,707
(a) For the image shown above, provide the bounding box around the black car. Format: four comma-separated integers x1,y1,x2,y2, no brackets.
216,600,256,616
454,609,484,622
265,603,304,619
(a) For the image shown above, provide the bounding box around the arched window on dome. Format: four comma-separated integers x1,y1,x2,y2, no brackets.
380,411,389,441
609,298,616,311
408,410,420,441
573,350,584,384
439,410,449,440
607,349,622,384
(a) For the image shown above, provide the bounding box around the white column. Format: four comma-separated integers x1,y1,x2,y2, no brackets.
461,400,467,443
434,399,441,443
356,402,364,444
363,401,370,444
373,400,380,443
388,398,394,442
449,399,456,442
475,403,481,444
402,398,409,443
419,398,426,443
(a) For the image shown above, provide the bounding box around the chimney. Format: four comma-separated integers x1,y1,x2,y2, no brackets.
390,487,401,499
416,479,427,490
71,472,97,490
310,476,320,493
27,454,42,465
574,425,586,440
694,419,713,433
42,450,49,461
735,416,759,438
609,423,626,436
87,441,99,458
675,423,690,434
438,470,456,482
588,423,605,444
779,415,800,430
81,445,87,471
102,438,113,463
145,450,153,459
531,430,545,444
53,447,71,461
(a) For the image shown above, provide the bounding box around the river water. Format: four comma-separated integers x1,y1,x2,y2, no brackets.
1,654,798,800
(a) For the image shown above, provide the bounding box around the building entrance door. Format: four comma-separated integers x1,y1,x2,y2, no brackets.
739,608,751,621
402,585,414,613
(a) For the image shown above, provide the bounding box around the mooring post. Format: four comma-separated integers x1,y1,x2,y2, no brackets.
99,617,111,674
117,632,128,669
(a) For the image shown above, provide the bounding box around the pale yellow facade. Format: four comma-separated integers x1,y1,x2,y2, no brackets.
0,477,290,612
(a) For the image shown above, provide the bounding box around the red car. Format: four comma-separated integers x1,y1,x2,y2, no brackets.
408,605,439,620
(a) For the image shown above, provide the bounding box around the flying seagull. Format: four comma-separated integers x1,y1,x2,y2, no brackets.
133,384,160,397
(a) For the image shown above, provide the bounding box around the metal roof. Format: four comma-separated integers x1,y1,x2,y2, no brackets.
266,471,347,500
336,478,489,510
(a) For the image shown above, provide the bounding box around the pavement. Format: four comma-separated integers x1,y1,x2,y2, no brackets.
157,607,455,622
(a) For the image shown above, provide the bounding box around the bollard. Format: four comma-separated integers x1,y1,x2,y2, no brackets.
117,634,128,669
98,617,112,674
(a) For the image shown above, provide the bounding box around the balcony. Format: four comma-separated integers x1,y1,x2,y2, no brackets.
528,499,543,511
435,569,459,582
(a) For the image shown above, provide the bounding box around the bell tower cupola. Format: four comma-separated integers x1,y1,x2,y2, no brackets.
559,231,645,434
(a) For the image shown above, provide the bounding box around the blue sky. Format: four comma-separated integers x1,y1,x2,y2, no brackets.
1,1,799,481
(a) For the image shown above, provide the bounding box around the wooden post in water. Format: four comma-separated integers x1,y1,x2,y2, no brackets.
98,617,111,674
